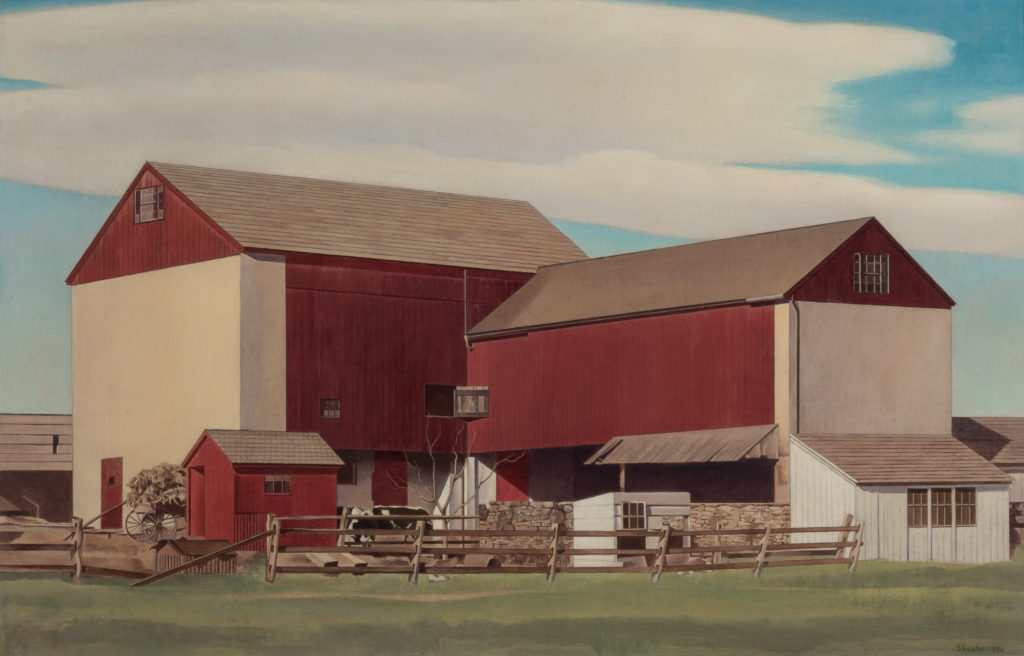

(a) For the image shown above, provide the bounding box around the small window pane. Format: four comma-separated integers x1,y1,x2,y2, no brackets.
955,488,976,526
321,398,341,419
134,185,165,223
907,489,928,527
853,253,889,294
931,488,952,527
264,474,291,495
621,502,646,530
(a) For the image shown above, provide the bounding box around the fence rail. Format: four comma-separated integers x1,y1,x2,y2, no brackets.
262,513,864,584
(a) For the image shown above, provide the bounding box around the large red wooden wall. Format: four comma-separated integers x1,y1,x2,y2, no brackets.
285,254,530,453
790,221,953,308
467,304,775,452
68,167,240,285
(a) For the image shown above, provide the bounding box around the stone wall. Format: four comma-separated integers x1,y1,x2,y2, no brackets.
479,501,573,565
689,502,790,546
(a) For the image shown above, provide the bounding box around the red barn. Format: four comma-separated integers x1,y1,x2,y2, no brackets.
466,217,957,505
68,162,584,523
182,430,342,547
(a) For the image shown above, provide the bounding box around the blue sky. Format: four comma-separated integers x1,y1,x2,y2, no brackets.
0,0,1022,415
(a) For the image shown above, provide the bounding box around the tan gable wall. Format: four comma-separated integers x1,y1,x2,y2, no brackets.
72,257,244,520
796,302,951,435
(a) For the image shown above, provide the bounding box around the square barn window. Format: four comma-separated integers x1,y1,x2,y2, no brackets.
955,488,976,526
134,185,164,223
907,489,928,528
425,385,489,418
853,253,889,294
264,475,291,495
321,398,341,419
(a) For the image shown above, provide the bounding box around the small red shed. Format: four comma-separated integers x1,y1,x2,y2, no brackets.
182,430,342,547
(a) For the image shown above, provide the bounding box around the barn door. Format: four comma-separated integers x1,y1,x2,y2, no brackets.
188,467,206,538
100,457,123,530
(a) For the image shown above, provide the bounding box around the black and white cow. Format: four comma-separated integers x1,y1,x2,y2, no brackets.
347,506,431,544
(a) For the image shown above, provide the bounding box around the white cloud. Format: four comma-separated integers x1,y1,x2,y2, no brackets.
918,95,1024,156
3,0,1018,256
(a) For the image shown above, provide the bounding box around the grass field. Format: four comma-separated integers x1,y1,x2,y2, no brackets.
3,555,1023,655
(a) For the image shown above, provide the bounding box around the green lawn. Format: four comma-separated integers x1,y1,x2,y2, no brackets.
3,556,1023,655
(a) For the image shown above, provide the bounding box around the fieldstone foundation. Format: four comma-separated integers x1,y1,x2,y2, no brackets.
689,502,790,546
479,501,574,565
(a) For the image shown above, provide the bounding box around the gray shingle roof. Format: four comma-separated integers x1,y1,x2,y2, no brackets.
204,430,342,466
586,425,778,465
795,434,1011,485
469,218,872,336
151,162,586,273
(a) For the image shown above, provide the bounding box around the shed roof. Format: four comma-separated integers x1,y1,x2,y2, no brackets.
795,434,1012,486
586,424,778,465
469,217,871,336
149,162,585,273
200,430,343,467
952,417,1024,468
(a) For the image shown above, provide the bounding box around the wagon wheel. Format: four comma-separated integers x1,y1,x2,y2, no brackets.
124,509,149,540
140,512,178,542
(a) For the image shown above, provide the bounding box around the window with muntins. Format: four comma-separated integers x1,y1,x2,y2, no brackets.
907,489,928,527
621,502,646,530
853,253,889,294
321,398,341,419
264,475,291,495
134,186,164,223
955,488,976,526
907,487,976,528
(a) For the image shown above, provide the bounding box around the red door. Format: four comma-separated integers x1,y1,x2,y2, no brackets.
100,457,123,529
188,467,205,538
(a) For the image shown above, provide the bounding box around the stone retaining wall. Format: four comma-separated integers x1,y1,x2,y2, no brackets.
479,501,573,565
689,502,790,546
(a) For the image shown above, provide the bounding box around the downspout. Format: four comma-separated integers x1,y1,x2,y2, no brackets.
463,270,473,351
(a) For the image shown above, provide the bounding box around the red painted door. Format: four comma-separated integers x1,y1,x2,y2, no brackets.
188,467,205,538
100,457,123,529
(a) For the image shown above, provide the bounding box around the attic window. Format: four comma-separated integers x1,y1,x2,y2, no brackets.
853,253,889,294
134,185,165,223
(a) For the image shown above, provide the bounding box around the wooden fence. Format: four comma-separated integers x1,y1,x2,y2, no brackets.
0,517,84,583
260,513,863,584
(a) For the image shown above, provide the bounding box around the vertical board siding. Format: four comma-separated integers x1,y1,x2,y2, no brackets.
285,256,529,453
790,439,856,545
468,305,774,452
862,485,1007,563
233,513,269,552
791,223,951,308
1010,473,1024,503
496,452,529,501
184,438,237,541
70,169,240,285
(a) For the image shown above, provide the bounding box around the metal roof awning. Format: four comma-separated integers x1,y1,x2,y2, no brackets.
585,424,779,465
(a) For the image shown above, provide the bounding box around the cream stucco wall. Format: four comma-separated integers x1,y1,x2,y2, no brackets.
795,302,951,435
773,303,796,502
72,254,287,521
240,254,287,431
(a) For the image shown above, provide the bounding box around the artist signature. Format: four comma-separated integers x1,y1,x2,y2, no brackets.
956,645,1003,653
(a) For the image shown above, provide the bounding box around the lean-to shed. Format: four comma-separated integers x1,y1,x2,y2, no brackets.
791,434,1011,562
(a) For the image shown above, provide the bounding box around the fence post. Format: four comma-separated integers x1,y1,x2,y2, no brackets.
848,522,864,572
752,525,771,577
546,521,560,583
835,514,854,558
712,520,723,565
70,516,83,585
651,521,670,584
409,520,426,584
264,514,281,583
336,508,349,547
